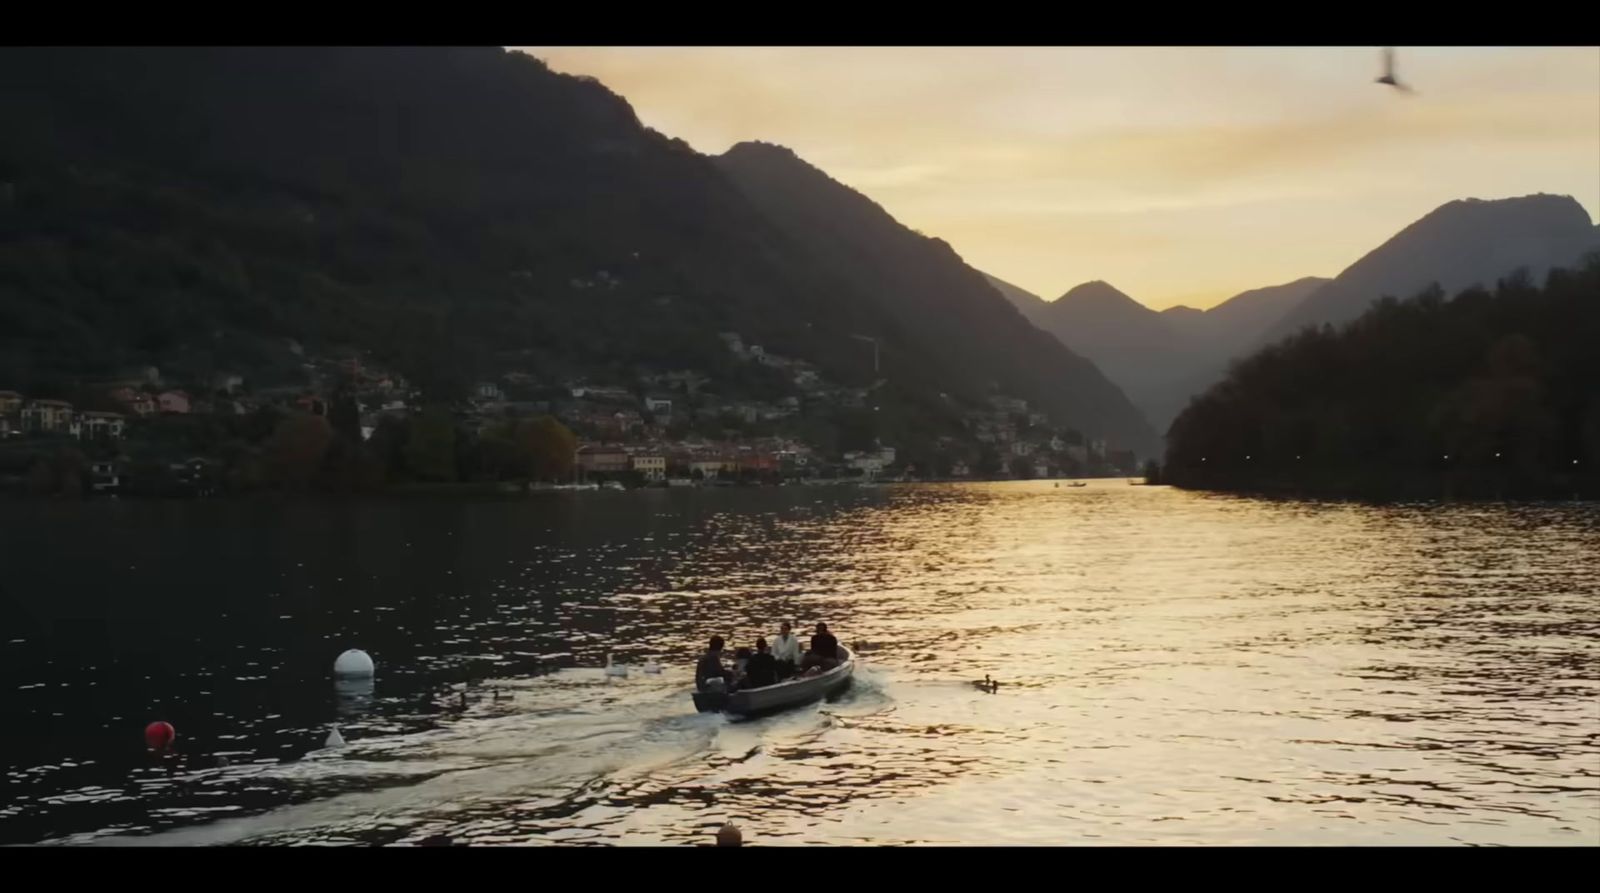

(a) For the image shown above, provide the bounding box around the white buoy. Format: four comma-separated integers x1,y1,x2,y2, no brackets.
334,649,375,678
643,660,661,675
325,725,346,747
605,654,628,678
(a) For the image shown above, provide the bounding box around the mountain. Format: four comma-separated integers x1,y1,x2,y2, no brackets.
982,274,1051,328
715,143,1157,454
980,273,1331,435
0,47,1156,457
1181,277,1328,358
1265,194,1600,341
1032,282,1201,412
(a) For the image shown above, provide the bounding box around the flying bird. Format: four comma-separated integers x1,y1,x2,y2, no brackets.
1375,47,1414,93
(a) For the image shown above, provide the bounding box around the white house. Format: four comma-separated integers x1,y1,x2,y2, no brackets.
632,454,667,482
79,411,126,441
689,459,724,480
644,396,673,416
22,399,74,433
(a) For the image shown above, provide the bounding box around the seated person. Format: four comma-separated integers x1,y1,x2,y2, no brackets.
732,646,752,684
696,636,736,692
744,638,779,688
800,622,841,671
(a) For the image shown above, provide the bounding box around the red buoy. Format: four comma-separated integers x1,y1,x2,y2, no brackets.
144,721,175,752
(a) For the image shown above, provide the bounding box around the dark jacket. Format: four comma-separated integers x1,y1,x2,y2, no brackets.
696,650,732,692
744,651,778,688
810,632,839,658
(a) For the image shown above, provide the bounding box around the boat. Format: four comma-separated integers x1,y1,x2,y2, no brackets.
691,646,855,717
602,480,625,491
1067,481,1088,488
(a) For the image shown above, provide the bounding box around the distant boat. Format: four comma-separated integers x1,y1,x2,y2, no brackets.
602,480,625,491
1067,481,1087,488
667,478,695,488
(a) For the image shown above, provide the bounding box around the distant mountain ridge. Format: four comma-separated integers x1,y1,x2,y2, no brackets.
1267,194,1599,340
989,193,1598,436
985,273,1324,432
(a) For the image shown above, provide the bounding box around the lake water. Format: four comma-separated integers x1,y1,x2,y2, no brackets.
1,482,1596,846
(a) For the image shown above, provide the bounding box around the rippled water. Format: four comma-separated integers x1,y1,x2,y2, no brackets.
2,482,1597,846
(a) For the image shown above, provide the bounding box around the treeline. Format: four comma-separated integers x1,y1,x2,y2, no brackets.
2,404,577,498
1164,255,1600,499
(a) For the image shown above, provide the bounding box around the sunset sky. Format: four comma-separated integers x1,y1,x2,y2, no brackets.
515,47,1600,311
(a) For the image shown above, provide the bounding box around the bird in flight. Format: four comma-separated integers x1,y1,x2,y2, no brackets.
1375,47,1414,93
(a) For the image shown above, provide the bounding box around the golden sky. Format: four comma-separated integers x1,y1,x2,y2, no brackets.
516,47,1600,310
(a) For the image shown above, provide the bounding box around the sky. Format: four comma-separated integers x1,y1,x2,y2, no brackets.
516,47,1600,310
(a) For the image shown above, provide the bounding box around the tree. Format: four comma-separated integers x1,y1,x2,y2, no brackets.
524,415,576,482
974,445,1001,477
25,458,55,495
403,406,457,482
1164,255,1600,498
328,392,362,444
265,413,333,489
367,415,410,481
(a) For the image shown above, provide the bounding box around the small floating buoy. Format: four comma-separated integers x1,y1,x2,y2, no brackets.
716,822,743,847
605,654,628,678
145,721,175,752
334,649,375,678
325,725,346,748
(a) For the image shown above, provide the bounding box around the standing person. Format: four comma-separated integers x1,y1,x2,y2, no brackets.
744,638,778,688
771,620,801,678
696,636,735,692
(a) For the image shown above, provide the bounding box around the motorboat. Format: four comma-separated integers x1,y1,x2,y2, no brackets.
691,646,854,717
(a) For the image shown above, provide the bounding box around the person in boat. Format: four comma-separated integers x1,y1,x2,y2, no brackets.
801,622,841,672
732,646,753,684
696,636,736,693
771,620,801,679
744,637,779,689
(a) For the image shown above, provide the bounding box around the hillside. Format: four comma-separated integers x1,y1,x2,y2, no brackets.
0,47,1155,458
1165,254,1600,499
716,143,1156,454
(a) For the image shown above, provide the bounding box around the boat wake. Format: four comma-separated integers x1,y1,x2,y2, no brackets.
61,665,897,846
